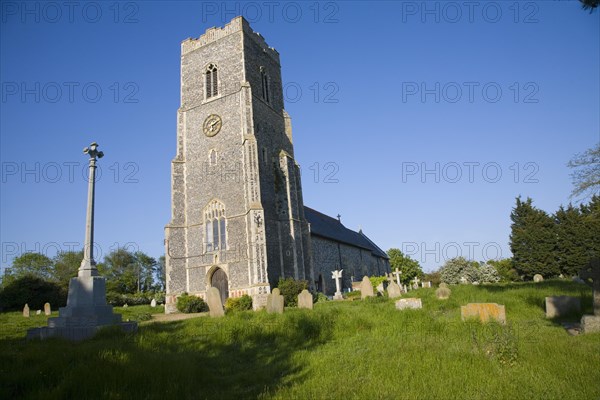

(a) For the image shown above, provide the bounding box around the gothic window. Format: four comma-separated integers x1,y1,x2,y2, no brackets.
205,64,218,99
209,149,217,166
204,200,227,252
260,67,270,103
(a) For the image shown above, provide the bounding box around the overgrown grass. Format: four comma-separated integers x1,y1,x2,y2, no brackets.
0,281,598,399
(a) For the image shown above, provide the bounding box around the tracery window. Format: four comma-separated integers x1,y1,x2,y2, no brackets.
204,200,227,252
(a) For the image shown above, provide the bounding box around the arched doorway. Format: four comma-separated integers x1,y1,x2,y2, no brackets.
210,267,229,304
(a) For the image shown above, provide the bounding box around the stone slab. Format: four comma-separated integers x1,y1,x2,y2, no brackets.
23,304,29,317
435,287,451,300
297,289,313,310
387,281,402,299
581,315,600,334
545,296,581,319
461,303,506,324
360,276,374,299
207,287,225,317
533,274,544,282
395,298,422,310
266,288,284,314
44,302,51,316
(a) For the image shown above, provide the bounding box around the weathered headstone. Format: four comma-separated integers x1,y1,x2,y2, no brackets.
360,276,374,299
123,303,128,308
44,302,51,316
533,274,544,282
393,268,402,286
412,277,420,289
545,296,581,319
439,282,449,289
387,281,402,299
36,310,41,315
150,298,157,308
266,288,284,314
461,303,506,324
403,284,408,293
580,262,600,333
395,298,422,310
206,287,225,317
436,286,451,300
332,269,344,300
297,289,313,310
23,304,29,318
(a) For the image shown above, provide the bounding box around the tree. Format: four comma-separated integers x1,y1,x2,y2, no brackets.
439,257,479,284
387,248,423,285
580,0,599,13
478,263,501,284
554,204,588,277
52,250,83,288
134,252,157,292
5,252,54,283
156,255,166,291
581,195,600,263
0,275,66,311
99,248,138,293
509,197,559,279
568,143,600,200
488,258,519,282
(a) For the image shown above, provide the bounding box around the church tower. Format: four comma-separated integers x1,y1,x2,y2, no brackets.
165,17,313,312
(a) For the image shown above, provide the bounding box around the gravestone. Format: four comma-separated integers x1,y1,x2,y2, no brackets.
23,304,29,318
360,276,374,299
393,268,402,286
461,303,506,324
123,303,128,308
412,277,420,289
439,282,448,289
376,282,385,294
332,270,344,300
436,286,451,300
403,284,408,293
206,287,225,317
395,298,422,310
266,288,284,314
387,281,402,299
44,303,51,316
150,299,157,308
580,262,600,333
36,310,41,315
545,296,581,319
297,289,313,310
533,274,544,282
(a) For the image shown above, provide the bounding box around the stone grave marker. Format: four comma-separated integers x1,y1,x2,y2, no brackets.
461,303,506,324
436,286,451,300
393,268,402,286
533,274,544,282
580,263,600,333
439,282,448,289
412,277,420,289
36,310,41,315
387,281,402,299
395,298,422,310
297,289,313,310
266,288,284,314
23,304,29,318
545,296,581,319
360,276,374,299
207,287,225,317
44,302,51,316
150,299,157,308
332,269,344,300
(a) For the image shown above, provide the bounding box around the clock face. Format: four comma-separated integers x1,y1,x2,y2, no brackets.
203,114,222,137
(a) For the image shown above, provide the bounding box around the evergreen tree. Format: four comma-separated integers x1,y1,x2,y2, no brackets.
509,197,559,279
555,204,588,277
581,195,600,264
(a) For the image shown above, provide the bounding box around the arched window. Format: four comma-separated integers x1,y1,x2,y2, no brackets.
204,200,227,252
206,64,218,99
260,67,270,103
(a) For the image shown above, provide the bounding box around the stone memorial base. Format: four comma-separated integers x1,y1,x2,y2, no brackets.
580,315,600,334
27,275,137,341
333,292,344,301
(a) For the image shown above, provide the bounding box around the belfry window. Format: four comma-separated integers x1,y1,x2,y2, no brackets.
260,67,270,103
204,200,227,252
206,64,218,99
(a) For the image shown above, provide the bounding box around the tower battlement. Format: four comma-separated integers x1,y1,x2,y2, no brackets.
182,16,279,62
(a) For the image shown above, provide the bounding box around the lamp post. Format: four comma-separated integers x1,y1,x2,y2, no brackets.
79,142,103,277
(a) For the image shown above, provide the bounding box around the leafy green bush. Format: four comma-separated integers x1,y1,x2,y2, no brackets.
314,292,329,303
0,274,66,311
131,312,153,322
368,276,388,291
344,290,361,300
106,291,165,306
176,293,208,313
225,294,253,313
424,271,441,287
488,258,519,282
276,278,308,307
440,257,479,284
478,263,501,283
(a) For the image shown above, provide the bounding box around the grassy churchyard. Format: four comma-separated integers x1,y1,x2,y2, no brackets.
1,281,599,400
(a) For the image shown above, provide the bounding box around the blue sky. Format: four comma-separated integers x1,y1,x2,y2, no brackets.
1,1,599,273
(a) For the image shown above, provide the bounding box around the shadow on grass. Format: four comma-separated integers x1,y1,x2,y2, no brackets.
0,311,333,399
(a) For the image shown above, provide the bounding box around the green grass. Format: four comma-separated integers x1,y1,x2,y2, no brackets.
0,281,598,400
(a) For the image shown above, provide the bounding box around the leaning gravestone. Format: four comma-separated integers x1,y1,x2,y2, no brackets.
436,286,451,300
150,299,157,308
206,287,225,317
297,289,313,310
266,288,284,314
360,276,374,299
533,274,544,282
545,296,581,319
395,298,422,310
44,302,51,316
387,281,402,299
461,303,506,324
23,304,30,318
